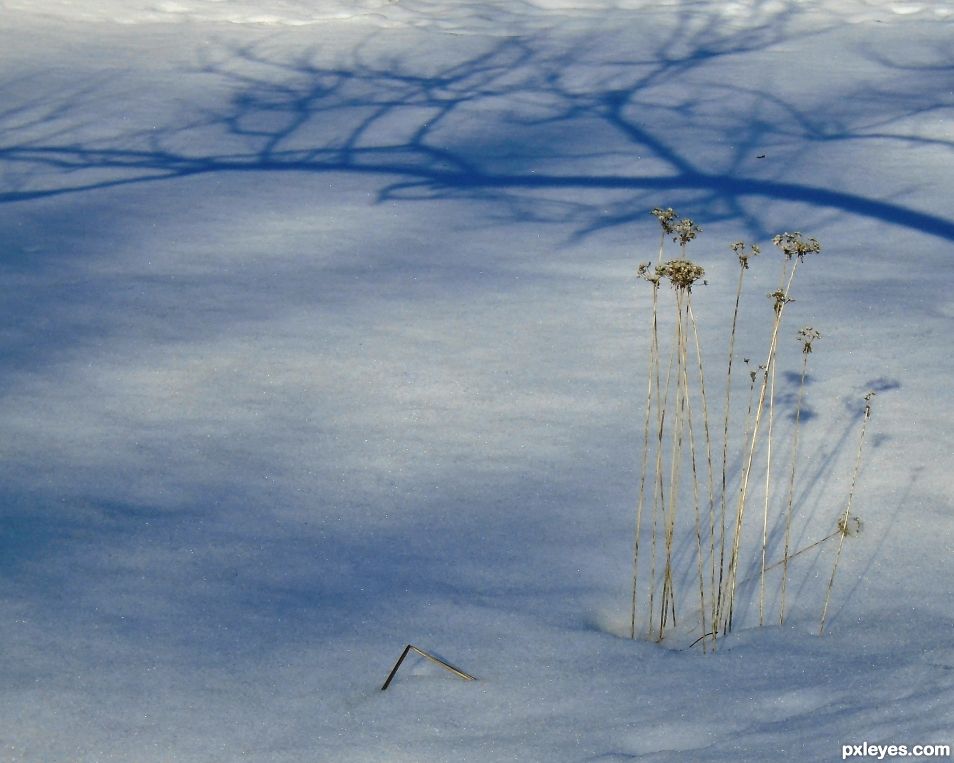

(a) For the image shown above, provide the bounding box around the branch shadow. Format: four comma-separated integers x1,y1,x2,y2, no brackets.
3,5,954,242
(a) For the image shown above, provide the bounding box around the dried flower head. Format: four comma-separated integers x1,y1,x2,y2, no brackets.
772,232,821,261
730,241,760,269
749,362,766,383
797,327,821,353
671,218,702,247
837,515,863,537
656,259,705,291
863,390,876,416
650,207,679,234
637,261,661,285
769,289,794,314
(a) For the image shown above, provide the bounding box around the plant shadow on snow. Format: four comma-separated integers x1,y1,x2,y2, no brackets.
1,3,954,243
624,376,892,644
709,375,903,634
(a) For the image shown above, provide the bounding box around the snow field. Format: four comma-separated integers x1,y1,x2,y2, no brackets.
1,0,953,760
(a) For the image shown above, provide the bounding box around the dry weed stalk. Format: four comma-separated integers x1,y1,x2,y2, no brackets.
723,233,819,635
819,392,875,635
779,327,821,623
628,213,868,649
712,243,758,633
656,255,705,642
630,208,679,639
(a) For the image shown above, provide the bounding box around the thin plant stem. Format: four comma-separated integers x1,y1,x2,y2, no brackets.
768,530,839,573
723,361,760,631
683,299,709,651
631,277,661,639
648,324,676,633
660,289,686,639
738,529,840,587
779,355,806,624
716,260,747,631
642,208,679,640
723,259,800,634
724,233,819,633
759,254,792,626
648,336,676,638
654,256,704,641
780,328,819,624
718,245,759,622
687,301,715,647
820,393,874,636
759,343,779,626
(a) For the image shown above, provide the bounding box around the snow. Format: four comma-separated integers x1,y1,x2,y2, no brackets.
1,0,953,760
4,0,953,28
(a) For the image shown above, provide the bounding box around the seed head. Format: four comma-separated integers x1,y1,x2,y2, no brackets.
772,232,821,261
656,259,705,291
837,515,863,537
650,207,679,235
637,261,661,285
749,362,766,383
769,289,794,314
671,218,701,247
730,241,760,269
797,326,821,353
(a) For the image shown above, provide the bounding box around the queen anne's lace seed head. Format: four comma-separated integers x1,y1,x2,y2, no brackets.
656,259,705,291
769,289,794,314
637,261,661,285
650,207,679,234
730,241,760,269
671,218,701,247
797,327,821,353
772,232,821,261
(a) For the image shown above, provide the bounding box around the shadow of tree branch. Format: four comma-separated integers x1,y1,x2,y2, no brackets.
2,6,953,242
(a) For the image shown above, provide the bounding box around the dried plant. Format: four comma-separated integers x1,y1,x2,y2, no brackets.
670,218,702,249
723,232,819,635
628,213,870,651
714,242,759,632
779,327,821,623
630,209,680,639
657,255,707,642
820,392,875,635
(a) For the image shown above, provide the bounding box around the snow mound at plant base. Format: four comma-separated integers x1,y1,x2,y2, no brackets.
5,0,951,27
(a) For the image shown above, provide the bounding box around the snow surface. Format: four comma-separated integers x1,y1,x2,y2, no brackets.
1,0,953,760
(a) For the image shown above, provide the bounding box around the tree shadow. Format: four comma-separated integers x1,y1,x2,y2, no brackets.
3,6,954,241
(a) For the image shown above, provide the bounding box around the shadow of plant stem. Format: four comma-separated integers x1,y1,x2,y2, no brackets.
2,7,953,241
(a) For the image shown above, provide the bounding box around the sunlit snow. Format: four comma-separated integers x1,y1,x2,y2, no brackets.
1,0,952,760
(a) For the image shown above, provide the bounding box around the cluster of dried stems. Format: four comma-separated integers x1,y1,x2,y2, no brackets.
629,209,873,651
